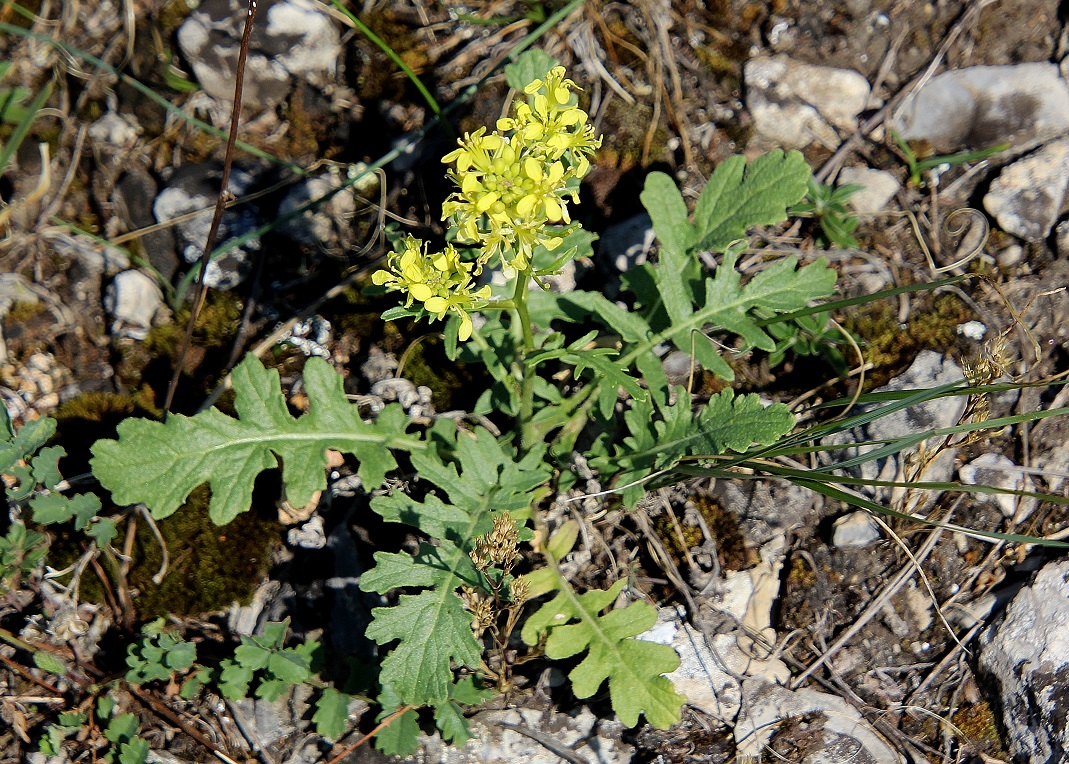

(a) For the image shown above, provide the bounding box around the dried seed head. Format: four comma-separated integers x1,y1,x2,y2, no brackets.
462,586,495,634
509,576,529,606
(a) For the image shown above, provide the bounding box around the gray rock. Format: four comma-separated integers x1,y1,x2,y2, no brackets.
837,166,900,212
979,560,1069,764
709,478,817,547
153,164,261,290
958,453,1038,521
1056,219,1069,258
832,511,881,548
417,707,633,764
744,55,871,148
598,212,655,273
229,682,315,749
0,273,38,317
51,231,130,277
891,63,1069,153
640,591,790,723
103,270,163,340
278,172,358,252
87,111,141,150
178,0,341,109
984,138,1069,241
662,350,697,387
735,678,904,763
286,515,326,549
115,170,178,281
821,351,965,503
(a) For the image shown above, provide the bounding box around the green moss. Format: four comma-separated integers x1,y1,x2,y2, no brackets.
6,300,46,323
843,294,973,384
159,0,194,36
48,484,281,618
129,485,282,617
401,335,485,412
950,701,1008,756
145,291,244,360
598,99,670,168
55,389,161,423
652,494,751,572
353,7,428,102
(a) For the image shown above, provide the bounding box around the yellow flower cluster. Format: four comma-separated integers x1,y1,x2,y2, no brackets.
442,66,601,272
371,236,490,340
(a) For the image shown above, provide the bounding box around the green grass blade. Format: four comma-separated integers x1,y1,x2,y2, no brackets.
753,274,970,326
785,477,1069,548
0,78,50,175
328,0,444,127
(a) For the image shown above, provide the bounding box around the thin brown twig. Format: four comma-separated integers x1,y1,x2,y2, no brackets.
163,0,258,414
0,651,65,695
126,683,239,764
324,704,419,764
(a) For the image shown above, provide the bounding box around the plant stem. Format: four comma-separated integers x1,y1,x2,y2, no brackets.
512,269,538,452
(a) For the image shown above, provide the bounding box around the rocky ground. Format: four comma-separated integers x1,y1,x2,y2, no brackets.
3,0,1069,763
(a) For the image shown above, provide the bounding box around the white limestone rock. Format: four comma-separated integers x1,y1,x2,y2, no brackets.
744,55,871,148
979,560,1069,764
103,270,163,340
984,137,1069,241
891,63,1069,153
832,511,881,548
837,166,901,212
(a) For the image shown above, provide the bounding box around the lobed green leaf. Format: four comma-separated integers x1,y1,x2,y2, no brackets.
90,354,422,524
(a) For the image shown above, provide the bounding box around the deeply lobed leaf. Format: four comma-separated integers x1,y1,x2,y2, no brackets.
522,579,684,728
90,355,422,524
360,422,551,709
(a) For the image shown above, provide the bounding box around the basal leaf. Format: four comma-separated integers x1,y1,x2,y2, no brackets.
373,705,420,757
87,518,117,547
523,579,684,729
117,739,149,764
365,590,482,706
693,149,810,252
31,446,65,490
234,643,270,671
33,652,67,676
29,494,74,525
267,650,311,683
69,494,102,531
641,172,698,326
255,678,291,702
90,354,422,524
597,388,795,507
104,714,139,744
505,48,559,91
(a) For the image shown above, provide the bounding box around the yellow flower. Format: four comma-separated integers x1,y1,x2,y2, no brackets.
372,236,490,340
499,66,601,170
441,66,600,274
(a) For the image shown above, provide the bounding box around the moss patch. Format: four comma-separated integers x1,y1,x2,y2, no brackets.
129,485,282,618
843,293,974,386
653,494,751,573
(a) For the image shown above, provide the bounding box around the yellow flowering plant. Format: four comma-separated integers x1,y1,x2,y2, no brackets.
372,66,601,343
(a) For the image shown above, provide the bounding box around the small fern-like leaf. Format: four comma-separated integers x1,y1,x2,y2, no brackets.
90,354,423,524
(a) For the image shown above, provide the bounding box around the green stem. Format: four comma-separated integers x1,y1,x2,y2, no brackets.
512,269,538,452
